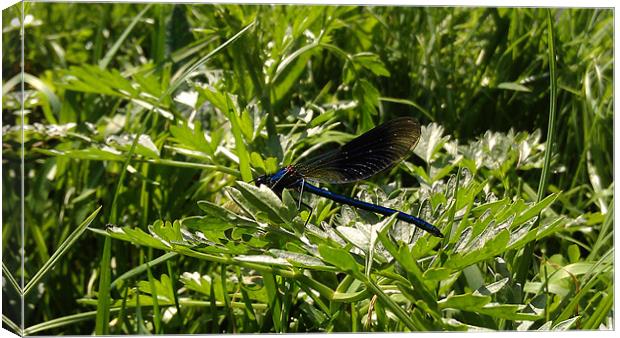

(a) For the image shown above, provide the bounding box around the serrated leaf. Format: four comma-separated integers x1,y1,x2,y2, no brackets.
234,181,294,225
182,215,235,232
169,121,214,157
235,254,290,266
354,52,391,77
196,200,257,228
40,147,124,161
336,226,369,250
513,193,559,225
445,230,510,269
107,134,160,158
415,123,451,164
269,249,328,269
107,225,170,250
137,273,175,302
149,220,184,244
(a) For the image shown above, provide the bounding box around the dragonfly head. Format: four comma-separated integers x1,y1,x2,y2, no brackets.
254,174,271,187
254,168,296,197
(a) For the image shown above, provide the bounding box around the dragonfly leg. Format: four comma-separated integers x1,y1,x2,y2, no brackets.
292,196,313,226
292,186,314,226
297,179,315,226
302,202,314,227
298,178,306,210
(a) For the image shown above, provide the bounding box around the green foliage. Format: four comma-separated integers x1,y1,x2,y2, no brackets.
2,3,612,334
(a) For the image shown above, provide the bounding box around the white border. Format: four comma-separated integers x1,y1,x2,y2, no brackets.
1,0,617,337
1,0,618,10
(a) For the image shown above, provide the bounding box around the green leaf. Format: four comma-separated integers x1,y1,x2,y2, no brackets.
234,254,290,266
200,86,228,113
107,225,171,250
169,121,214,157
422,268,452,281
233,181,294,225
376,231,438,307
107,134,160,158
269,249,329,269
318,244,359,273
196,200,257,228
353,52,391,77
415,123,451,164
438,292,491,310
180,272,224,301
149,220,184,245
474,278,509,296
513,193,559,225
439,294,540,321
567,244,581,263
552,316,580,330
475,303,541,321
226,98,253,182
335,226,369,251
272,43,316,105
38,147,124,161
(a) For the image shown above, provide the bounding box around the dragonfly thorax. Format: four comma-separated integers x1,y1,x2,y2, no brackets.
254,166,302,196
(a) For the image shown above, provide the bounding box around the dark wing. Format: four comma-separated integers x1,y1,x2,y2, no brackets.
293,117,421,184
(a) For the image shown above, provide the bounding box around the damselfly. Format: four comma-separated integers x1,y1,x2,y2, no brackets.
254,117,444,238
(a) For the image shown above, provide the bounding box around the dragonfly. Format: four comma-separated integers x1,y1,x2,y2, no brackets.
254,117,444,238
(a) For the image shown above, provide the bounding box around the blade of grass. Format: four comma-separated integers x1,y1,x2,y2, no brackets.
220,264,235,333
262,272,282,332
2,314,21,335
536,9,559,203
379,97,434,121
99,4,152,69
226,97,252,182
112,284,131,334
2,262,21,294
110,252,178,289
135,284,149,334
515,9,558,289
94,236,113,335
167,20,255,96
23,308,122,335
145,261,162,334
232,264,258,330
166,260,183,327
23,206,102,296
209,277,218,333
31,221,50,265
96,106,152,335
359,274,427,331
587,197,613,260
554,259,610,324
581,283,613,329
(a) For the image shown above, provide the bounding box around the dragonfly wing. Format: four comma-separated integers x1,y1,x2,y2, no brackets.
294,117,421,184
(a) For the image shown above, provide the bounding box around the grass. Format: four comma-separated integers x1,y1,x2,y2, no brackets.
1,3,614,334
